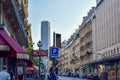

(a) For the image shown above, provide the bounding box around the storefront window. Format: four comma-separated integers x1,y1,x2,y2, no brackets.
117,61,120,79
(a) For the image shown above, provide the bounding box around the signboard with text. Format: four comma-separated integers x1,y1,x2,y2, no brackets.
17,53,29,60
33,50,47,56
51,47,59,58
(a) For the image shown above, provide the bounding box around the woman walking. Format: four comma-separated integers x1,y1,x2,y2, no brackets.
48,67,57,80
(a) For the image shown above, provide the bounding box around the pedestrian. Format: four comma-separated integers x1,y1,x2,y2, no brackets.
92,73,100,80
18,71,23,80
55,67,58,75
26,72,30,79
0,65,11,80
48,67,57,80
34,71,39,79
8,67,14,80
100,71,108,80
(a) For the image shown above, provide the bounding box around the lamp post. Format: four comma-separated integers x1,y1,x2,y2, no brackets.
37,41,42,79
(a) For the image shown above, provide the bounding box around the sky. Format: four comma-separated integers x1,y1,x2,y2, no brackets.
28,0,96,49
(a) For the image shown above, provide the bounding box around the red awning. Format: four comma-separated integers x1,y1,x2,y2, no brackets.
26,66,36,71
0,29,26,53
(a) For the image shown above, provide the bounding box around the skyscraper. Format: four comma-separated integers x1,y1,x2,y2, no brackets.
41,21,50,68
41,21,50,51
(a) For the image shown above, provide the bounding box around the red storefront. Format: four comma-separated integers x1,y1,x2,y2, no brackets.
0,29,29,80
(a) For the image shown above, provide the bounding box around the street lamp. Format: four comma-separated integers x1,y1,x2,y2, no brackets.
37,41,42,78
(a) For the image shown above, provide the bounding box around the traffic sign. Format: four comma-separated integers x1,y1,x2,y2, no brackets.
51,47,59,58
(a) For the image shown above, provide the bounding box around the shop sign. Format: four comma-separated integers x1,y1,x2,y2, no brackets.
17,53,29,60
33,50,47,56
0,45,10,51
105,62,113,66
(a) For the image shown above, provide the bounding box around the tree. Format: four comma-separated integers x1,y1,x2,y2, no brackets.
26,41,38,66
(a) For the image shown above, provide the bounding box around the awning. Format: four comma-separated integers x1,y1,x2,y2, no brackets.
0,29,27,59
26,66,36,71
0,29,26,53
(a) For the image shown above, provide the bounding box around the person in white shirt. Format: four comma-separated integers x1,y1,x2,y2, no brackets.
0,65,11,80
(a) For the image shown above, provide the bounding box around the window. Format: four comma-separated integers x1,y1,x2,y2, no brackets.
117,48,119,53
114,49,116,54
108,50,110,56
105,52,107,57
106,51,108,56
111,50,113,55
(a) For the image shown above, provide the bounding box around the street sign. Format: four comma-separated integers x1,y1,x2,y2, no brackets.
51,47,59,58
33,50,47,56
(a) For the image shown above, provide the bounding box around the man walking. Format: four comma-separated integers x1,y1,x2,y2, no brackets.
0,65,11,80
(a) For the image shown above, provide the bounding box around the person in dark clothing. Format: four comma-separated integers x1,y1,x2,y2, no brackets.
55,67,58,75
8,67,14,80
18,71,23,80
100,72,108,80
48,67,57,80
92,73,100,80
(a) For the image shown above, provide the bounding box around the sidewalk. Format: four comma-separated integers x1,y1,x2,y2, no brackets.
26,77,45,80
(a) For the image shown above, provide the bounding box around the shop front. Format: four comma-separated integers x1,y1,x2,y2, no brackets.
91,55,120,80
0,29,29,80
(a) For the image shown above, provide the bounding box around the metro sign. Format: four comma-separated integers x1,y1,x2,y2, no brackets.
33,50,47,56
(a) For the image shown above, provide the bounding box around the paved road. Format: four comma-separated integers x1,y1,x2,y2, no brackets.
58,76,88,80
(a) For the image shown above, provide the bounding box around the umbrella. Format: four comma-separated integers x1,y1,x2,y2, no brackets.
26,66,36,71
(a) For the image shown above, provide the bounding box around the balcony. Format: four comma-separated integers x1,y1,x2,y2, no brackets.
80,46,84,51
85,29,92,37
80,54,86,60
10,0,28,47
85,51,92,56
70,56,79,63
58,63,62,67
80,36,84,42
0,0,28,47
85,40,92,47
